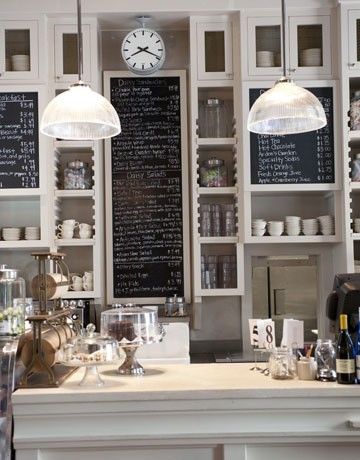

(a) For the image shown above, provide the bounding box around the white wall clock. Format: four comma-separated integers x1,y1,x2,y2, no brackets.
121,28,166,75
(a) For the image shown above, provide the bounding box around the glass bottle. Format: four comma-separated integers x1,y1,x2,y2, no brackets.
0,268,26,337
336,314,356,384
350,90,360,131
64,160,92,190
199,98,230,138
351,153,360,182
314,338,336,381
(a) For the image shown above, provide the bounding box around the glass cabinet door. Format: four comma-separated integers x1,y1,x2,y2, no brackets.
348,10,360,70
288,15,331,77
247,17,283,77
0,21,38,80
54,24,91,83
196,22,233,80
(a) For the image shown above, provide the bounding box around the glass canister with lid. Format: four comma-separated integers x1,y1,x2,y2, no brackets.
200,158,228,187
0,268,26,337
64,160,92,190
199,97,230,138
350,90,360,131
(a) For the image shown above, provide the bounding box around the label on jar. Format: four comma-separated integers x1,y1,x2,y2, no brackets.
336,359,355,373
356,355,360,380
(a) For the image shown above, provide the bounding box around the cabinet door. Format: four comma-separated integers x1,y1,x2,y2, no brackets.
196,22,233,80
288,15,331,77
247,17,283,77
348,10,360,70
54,24,91,83
0,20,38,80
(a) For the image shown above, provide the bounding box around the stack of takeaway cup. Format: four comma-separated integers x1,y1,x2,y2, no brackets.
252,219,267,236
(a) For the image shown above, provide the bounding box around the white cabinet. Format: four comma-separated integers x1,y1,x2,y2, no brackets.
0,20,38,80
246,13,332,78
196,21,233,80
348,10,360,70
54,24,91,83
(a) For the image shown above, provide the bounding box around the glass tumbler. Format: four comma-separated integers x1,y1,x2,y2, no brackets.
200,205,212,237
314,339,336,381
211,204,221,236
269,347,297,380
223,204,236,236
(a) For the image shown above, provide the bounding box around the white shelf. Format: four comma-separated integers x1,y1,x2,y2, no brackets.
55,190,95,198
54,140,94,153
197,138,236,150
246,235,339,244
349,131,360,142
62,291,95,299
200,288,241,296
350,182,360,191
352,233,360,240
0,189,42,198
199,236,238,244
198,186,237,195
0,240,47,249
55,238,95,246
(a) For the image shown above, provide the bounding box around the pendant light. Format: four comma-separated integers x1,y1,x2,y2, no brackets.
40,0,121,140
247,0,327,135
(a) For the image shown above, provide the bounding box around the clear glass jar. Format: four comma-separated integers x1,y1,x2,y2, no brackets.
269,347,297,379
64,160,92,190
350,90,360,131
199,98,230,138
352,153,360,182
314,339,336,381
0,268,26,337
164,295,187,317
200,158,228,187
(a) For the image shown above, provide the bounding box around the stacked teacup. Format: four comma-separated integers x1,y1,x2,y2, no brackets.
56,219,79,239
2,227,21,241
301,218,318,236
318,215,335,235
252,219,267,236
285,216,301,236
79,223,93,239
82,271,93,291
354,218,360,234
25,226,40,240
267,221,284,236
11,54,30,71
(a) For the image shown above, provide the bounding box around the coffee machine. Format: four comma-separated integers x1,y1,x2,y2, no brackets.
326,273,360,334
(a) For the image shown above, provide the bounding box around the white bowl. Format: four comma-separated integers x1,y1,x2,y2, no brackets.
268,229,283,236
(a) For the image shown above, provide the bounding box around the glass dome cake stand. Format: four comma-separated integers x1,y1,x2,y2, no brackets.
101,305,165,376
59,324,120,386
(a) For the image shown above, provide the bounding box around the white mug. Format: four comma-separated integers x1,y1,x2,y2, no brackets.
58,228,74,239
83,281,93,291
83,271,93,281
79,229,92,239
62,219,79,228
79,223,91,231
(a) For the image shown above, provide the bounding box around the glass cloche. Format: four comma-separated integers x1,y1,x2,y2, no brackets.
101,304,165,375
59,324,120,386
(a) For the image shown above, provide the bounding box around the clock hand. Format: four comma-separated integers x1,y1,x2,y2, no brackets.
142,49,161,59
130,46,149,57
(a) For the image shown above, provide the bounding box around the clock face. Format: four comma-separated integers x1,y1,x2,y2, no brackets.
121,28,165,75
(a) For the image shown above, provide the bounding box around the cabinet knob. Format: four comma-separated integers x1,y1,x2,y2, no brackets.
56,76,60,79
349,63,356,67
288,68,297,73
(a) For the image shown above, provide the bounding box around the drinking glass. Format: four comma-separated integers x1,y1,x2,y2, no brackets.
211,204,221,237
314,339,336,381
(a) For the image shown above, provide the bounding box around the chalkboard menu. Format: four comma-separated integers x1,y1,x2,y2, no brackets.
110,76,184,298
250,87,334,185
0,92,39,188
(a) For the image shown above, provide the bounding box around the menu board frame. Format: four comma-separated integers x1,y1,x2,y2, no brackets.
242,80,340,192
0,85,47,195
104,70,190,304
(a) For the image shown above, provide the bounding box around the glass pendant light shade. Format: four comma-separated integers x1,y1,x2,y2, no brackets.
40,83,121,140
247,79,327,135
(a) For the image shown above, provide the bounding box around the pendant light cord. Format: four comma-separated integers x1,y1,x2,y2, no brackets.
281,0,287,79
77,0,83,82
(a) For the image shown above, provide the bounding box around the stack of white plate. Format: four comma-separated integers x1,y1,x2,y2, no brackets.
267,221,284,236
355,260,360,273
285,216,301,236
25,226,40,240
299,48,322,67
5,58,11,71
11,54,30,71
301,218,318,236
256,51,275,67
252,219,267,236
2,227,21,241
318,215,335,235
354,218,360,233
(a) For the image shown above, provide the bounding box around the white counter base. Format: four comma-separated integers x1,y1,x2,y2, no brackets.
12,363,360,460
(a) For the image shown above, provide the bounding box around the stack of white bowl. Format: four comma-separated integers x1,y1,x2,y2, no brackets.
252,219,267,236
25,226,40,240
299,48,322,67
267,221,284,236
2,227,21,241
285,216,301,236
301,218,318,236
11,54,30,71
256,51,275,67
318,215,334,235
354,218,360,233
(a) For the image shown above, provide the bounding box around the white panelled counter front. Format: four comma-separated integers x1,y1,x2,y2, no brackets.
12,363,360,460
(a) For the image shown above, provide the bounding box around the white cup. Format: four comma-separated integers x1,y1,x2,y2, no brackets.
297,357,317,380
60,228,74,239
63,219,79,227
79,230,92,239
71,275,83,291
83,281,93,291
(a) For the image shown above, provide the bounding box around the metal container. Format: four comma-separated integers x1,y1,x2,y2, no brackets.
64,160,92,190
0,268,25,337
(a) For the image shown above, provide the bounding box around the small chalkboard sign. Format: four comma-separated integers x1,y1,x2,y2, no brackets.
250,86,335,185
104,72,189,302
0,92,39,188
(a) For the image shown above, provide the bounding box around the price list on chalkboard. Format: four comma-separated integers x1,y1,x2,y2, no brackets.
0,92,39,188
250,87,334,185
110,76,184,298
